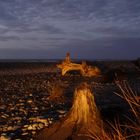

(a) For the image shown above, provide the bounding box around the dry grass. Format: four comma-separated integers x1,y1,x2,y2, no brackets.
115,80,140,118
86,80,140,140
111,80,140,139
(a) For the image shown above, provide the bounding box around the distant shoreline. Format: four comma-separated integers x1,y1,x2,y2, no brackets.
0,58,138,63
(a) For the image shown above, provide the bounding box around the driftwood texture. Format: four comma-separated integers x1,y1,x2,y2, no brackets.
35,83,104,140
57,53,101,77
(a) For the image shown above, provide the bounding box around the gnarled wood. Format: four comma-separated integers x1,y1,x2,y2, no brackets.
57,53,101,77
35,83,104,140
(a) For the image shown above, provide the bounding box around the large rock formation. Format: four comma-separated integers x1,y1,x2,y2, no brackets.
35,83,105,140
57,53,101,77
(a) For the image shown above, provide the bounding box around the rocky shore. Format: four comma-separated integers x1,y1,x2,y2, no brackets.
0,61,140,139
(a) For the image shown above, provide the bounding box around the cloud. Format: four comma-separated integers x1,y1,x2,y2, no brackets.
0,0,140,59
0,35,20,41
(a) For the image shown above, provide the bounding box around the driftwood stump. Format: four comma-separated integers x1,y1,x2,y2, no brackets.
57,53,101,77
36,83,104,140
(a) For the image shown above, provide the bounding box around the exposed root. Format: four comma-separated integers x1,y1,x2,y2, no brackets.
35,82,103,140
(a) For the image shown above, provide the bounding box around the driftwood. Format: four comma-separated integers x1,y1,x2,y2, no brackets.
57,53,101,77
35,83,105,140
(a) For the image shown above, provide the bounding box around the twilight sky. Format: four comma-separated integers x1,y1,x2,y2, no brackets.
0,0,140,59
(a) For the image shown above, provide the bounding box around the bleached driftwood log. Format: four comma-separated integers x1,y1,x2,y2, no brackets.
57,53,101,77
36,83,105,140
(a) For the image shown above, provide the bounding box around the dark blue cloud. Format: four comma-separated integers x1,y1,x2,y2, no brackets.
0,0,140,59
0,35,20,41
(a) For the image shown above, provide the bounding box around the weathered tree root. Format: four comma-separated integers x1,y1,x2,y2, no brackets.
35,82,105,140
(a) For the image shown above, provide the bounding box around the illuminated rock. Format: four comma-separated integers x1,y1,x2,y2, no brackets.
0,134,10,140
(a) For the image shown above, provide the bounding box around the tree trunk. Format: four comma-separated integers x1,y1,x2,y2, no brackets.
35,82,104,140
